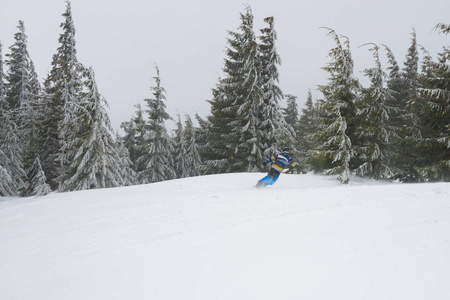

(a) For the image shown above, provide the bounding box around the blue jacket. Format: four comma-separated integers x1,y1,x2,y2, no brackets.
266,151,297,173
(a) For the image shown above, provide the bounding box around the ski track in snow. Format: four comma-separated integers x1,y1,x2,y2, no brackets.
1,173,449,300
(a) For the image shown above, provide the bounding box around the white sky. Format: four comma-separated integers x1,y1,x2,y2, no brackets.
1,0,448,132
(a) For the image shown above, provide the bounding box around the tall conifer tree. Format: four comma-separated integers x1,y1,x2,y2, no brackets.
121,104,148,175
315,28,360,184
204,7,259,173
392,30,423,181
356,44,398,179
283,94,299,129
194,113,214,168
383,45,404,126
202,80,236,174
259,16,294,159
43,0,82,188
0,42,26,196
114,131,136,186
136,65,175,183
56,67,127,191
402,30,421,137
417,28,449,181
231,6,265,172
173,115,189,178
184,114,202,177
27,157,51,197
5,21,43,194
204,8,288,173
296,90,318,173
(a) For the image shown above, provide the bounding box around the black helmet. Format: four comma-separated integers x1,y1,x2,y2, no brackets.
282,147,290,153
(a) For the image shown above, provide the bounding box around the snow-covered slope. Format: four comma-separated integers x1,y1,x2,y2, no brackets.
1,173,449,300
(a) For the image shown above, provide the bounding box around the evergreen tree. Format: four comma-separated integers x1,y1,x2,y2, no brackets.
121,103,148,176
173,115,189,178
382,44,413,180
133,104,148,175
27,157,51,197
295,89,318,173
314,28,360,184
42,0,82,188
258,16,293,160
136,65,176,183
0,42,26,196
383,45,404,126
114,131,137,186
402,30,421,136
5,21,33,113
227,6,264,172
203,7,260,173
417,32,449,181
204,8,288,173
56,67,127,191
283,94,299,129
171,114,202,179
355,44,398,180
5,20,44,194
194,113,214,168
393,30,423,181
202,80,236,174
184,114,202,177
120,118,137,164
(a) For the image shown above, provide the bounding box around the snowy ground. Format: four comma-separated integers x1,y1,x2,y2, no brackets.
1,173,449,300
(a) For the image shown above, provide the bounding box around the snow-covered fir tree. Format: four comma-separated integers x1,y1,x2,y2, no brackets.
258,16,294,160
0,42,26,196
42,0,82,188
5,21,32,114
56,67,128,191
202,79,237,174
26,157,51,197
383,45,403,126
204,8,288,173
355,44,398,180
390,30,423,181
283,94,299,129
171,114,202,179
194,113,214,167
401,30,421,138
5,21,38,144
183,114,202,177
136,65,176,183
295,90,318,173
120,118,137,162
416,31,449,181
173,115,189,178
203,7,258,174
120,104,148,176
4,21,44,194
226,6,264,172
114,131,137,186
382,44,415,181
314,28,360,184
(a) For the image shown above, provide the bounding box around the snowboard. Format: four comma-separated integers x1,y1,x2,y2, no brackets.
255,180,266,188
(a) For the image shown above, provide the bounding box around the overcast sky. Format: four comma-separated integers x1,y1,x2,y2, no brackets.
1,0,448,132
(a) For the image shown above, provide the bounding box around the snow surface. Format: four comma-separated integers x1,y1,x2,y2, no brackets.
1,173,449,300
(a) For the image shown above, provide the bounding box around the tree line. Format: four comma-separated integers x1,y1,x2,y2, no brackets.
1,2,448,197
295,26,449,183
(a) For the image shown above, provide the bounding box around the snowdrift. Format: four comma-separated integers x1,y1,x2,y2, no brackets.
1,173,449,300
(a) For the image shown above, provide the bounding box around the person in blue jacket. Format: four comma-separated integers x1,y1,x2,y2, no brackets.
256,147,297,187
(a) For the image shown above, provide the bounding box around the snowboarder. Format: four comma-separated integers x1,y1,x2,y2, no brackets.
256,147,297,188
